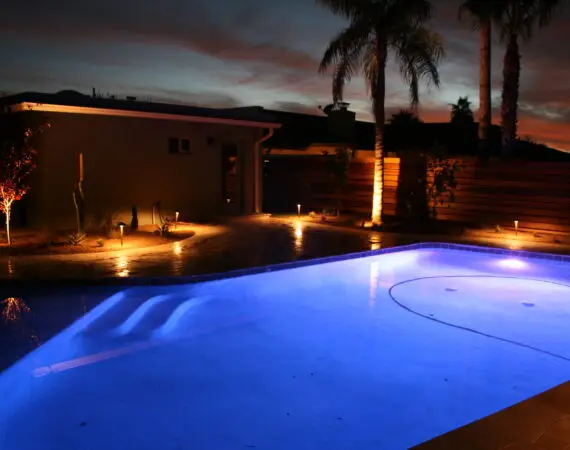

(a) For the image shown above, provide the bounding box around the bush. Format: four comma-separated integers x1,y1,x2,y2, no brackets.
66,232,87,246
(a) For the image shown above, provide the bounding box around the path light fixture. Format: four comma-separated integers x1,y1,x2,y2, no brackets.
297,204,301,218
175,211,179,222
119,223,125,246
514,220,519,237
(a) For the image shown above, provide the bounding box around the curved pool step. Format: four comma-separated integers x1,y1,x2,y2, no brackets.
154,296,212,338
113,295,194,336
82,292,172,336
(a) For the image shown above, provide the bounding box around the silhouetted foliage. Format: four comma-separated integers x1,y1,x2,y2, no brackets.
450,96,475,125
385,109,424,151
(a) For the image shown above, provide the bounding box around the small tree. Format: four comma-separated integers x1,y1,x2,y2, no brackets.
425,144,461,219
0,113,49,245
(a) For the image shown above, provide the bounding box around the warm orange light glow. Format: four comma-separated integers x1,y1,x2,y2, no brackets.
173,241,182,256
294,221,303,251
116,255,129,277
79,152,84,182
371,170,382,225
1,297,30,322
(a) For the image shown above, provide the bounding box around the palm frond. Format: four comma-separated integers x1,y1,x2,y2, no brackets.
495,0,562,43
535,0,562,27
332,46,364,102
314,0,371,19
362,41,380,99
318,20,371,74
460,0,508,28
387,0,434,29
393,27,444,106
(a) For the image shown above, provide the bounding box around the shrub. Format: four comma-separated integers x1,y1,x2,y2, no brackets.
66,232,86,246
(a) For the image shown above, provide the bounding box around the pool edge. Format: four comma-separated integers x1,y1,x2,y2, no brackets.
2,241,570,289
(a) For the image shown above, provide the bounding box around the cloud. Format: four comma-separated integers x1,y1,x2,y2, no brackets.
2,0,570,150
126,87,242,108
269,101,324,115
0,1,320,73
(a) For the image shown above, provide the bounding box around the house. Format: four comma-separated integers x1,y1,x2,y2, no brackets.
0,90,281,229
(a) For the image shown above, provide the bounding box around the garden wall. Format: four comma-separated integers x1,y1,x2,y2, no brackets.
263,156,570,233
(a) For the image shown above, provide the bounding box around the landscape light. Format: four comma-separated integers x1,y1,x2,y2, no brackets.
499,258,526,269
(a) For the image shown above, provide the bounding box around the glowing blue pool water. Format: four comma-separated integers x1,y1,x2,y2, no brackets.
2,245,570,449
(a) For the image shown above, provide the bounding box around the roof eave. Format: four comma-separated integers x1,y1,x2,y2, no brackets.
8,102,281,129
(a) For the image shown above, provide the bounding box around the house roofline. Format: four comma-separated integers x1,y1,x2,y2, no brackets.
9,102,282,129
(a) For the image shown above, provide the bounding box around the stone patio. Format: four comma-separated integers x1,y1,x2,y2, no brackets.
413,381,570,449
0,217,396,281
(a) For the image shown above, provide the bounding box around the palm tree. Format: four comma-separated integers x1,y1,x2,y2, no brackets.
316,0,444,225
495,0,562,155
388,109,423,126
459,0,503,155
450,96,475,124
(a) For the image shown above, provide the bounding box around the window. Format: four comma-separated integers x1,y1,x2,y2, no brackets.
168,137,191,154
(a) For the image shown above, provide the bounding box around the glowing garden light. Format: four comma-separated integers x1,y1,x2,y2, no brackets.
514,220,519,237
297,203,301,218
175,211,179,222
119,224,124,247
499,258,526,269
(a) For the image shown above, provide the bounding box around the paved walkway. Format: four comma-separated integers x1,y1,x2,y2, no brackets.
2,216,569,283
0,217,405,281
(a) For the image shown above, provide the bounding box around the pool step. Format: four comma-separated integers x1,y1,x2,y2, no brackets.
115,296,210,336
153,296,212,338
81,289,211,337
82,292,165,336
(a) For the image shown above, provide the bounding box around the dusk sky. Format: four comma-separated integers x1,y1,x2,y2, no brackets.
1,0,569,149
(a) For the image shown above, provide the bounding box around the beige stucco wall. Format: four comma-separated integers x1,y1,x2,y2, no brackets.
26,111,262,230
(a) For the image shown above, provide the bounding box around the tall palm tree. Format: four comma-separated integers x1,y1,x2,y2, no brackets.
316,0,444,225
496,0,562,155
459,0,503,155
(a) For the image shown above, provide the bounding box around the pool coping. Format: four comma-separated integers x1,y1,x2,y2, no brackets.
3,241,570,289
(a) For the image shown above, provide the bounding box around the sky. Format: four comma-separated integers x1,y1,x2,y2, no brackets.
1,0,569,150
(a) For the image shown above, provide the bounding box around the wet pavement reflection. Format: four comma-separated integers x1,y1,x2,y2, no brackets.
0,219,410,280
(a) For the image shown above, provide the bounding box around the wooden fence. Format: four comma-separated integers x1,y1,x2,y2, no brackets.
263,155,570,233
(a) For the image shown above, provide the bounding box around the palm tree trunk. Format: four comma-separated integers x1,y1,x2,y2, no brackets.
501,34,520,156
371,40,386,226
478,18,492,156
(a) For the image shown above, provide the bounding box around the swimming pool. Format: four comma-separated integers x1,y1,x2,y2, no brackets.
2,243,570,449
